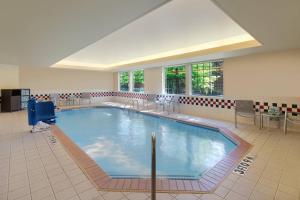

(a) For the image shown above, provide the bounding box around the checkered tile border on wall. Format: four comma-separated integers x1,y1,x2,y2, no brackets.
116,93,235,109
114,92,149,99
26,91,300,115
31,91,114,101
178,96,235,109
254,102,300,116
114,92,300,115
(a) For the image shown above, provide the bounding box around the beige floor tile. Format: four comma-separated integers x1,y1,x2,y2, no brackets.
31,186,54,200
78,188,100,200
214,186,229,198
94,196,106,200
51,179,73,193
55,186,77,200
156,193,175,200
48,173,68,184
126,192,148,200
65,168,82,178
102,192,126,200
46,167,64,177
8,181,30,192
225,191,248,200
255,181,277,197
74,180,94,193
0,192,8,200
275,191,299,200
250,189,274,200
175,194,199,200
30,178,51,192
220,179,235,190
226,173,239,182
0,184,8,195
278,183,300,198
200,194,223,200
69,174,89,185
14,194,31,200
7,186,30,200
231,177,256,197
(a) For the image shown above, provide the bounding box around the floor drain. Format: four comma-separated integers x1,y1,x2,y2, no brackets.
48,135,57,144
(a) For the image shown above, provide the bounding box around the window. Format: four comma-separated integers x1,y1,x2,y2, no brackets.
191,61,223,96
132,70,144,92
165,65,185,94
119,71,129,91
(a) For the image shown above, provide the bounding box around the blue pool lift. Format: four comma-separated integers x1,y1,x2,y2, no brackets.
27,98,56,131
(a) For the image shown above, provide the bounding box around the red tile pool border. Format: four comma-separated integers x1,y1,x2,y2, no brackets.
52,108,252,193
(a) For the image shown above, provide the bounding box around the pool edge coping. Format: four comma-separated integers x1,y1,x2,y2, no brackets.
52,105,252,194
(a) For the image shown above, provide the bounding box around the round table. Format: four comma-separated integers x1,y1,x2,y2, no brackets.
260,112,284,130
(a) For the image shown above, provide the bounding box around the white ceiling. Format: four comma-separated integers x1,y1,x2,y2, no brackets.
0,0,170,67
212,0,300,51
1,0,299,71
56,0,257,71
136,0,300,71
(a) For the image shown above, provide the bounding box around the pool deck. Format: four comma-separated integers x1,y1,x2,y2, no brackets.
0,102,300,200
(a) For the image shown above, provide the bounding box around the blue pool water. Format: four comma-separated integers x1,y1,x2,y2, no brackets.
56,107,236,179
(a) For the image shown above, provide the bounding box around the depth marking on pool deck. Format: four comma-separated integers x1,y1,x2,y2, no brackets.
51,111,252,193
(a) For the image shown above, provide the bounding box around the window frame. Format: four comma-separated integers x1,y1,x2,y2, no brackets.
132,69,144,93
164,65,186,95
191,60,224,96
118,71,130,92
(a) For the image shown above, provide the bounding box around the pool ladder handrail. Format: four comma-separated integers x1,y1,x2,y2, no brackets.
151,132,156,200
164,96,180,114
124,99,140,110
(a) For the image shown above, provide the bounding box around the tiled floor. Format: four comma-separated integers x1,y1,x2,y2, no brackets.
0,102,300,200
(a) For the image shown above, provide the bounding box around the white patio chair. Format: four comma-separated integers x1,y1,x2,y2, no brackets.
80,92,92,105
49,93,63,106
165,96,180,114
155,96,167,111
142,94,156,110
235,100,258,128
284,111,300,134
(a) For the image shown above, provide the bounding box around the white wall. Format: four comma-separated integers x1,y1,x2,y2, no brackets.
0,65,19,90
224,49,300,99
114,49,300,98
144,67,163,94
19,67,113,94
113,49,300,124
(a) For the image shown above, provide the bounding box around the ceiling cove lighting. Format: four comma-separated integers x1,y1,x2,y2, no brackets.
52,34,260,71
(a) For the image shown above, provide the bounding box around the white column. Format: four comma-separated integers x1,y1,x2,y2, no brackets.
185,64,192,96
161,67,165,94
129,71,133,92
117,72,120,91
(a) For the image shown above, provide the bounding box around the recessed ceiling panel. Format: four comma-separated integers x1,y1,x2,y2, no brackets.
56,0,258,70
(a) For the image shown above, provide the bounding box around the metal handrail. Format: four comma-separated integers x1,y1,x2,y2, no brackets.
124,99,140,110
151,132,156,200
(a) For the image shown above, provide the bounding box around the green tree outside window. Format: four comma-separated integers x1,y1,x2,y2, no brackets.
119,72,129,91
165,66,186,94
192,61,223,96
133,70,144,92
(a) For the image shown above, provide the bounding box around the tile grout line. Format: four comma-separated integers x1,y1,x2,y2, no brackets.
247,132,279,199
6,136,12,200
42,131,102,200
222,130,269,200
21,134,33,200
32,133,58,200
274,135,293,198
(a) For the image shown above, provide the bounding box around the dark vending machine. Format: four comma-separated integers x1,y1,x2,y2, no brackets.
1,89,30,112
